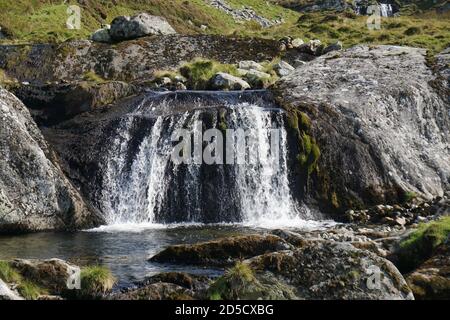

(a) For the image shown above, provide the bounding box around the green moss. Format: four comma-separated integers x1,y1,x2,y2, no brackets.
401,190,417,203
80,265,116,298
83,70,106,83
397,216,450,272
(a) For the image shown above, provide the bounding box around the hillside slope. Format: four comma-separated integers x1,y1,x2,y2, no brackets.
0,0,448,54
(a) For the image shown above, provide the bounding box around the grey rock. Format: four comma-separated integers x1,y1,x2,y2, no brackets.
298,39,324,56
323,41,343,54
273,60,295,77
245,240,414,300
274,45,450,210
110,13,176,41
209,72,250,90
238,60,264,71
291,38,304,48
0,89,99,232
91,25,111,43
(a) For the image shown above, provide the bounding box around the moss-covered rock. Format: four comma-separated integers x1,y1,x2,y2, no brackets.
149,234,292,266
395,217,450,273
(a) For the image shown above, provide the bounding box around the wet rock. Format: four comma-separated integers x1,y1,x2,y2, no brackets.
149,235,292,266
0,89,100,232
273,60,295,77
0,279,23,300
10,259,79,295
246,240,414,300
208,72,250,90
110,13,176,41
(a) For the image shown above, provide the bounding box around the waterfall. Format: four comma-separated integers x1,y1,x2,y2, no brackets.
98,91,316,226
380,3,393,17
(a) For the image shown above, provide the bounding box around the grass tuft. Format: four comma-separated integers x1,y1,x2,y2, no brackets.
80,265,116,298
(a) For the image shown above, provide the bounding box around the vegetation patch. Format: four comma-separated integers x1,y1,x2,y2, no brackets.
208,262,257,300
80,265,116,298
397,216,450,272
0,260,46,300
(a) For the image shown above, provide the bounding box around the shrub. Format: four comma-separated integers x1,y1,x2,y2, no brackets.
208,262,256,300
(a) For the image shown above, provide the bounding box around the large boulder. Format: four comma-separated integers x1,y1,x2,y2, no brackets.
236,240,413,299
109,13,176,41
149,234,292,266
274,45,450,214
10,259,79,295
0,88,101,232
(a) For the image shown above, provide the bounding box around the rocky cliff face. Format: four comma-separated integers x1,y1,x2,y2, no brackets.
275,45,450,214
0,35,280,84
0,88,101,233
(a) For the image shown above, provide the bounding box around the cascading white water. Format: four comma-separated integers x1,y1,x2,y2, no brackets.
380,3,393,17
99,92,317,227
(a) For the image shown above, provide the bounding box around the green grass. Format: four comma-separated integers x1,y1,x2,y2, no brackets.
0,1,448,54
80,265,116,298
208,262,256,300
83,70,106,83
180,58,240,90
0,260,21,283
0,260,46,300
397,216,450,272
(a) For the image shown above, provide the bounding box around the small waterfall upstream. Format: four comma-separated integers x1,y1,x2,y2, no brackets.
98,91,317,227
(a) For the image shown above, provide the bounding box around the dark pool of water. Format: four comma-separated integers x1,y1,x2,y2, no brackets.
0,224,271,287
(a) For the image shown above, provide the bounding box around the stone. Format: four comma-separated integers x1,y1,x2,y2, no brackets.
273,60,295,77
291,38,304,48
90,25,111,43
323,41,343,54
245,240,414,300
406,243,450,300
113,282,194,300
238,60,264,71
241,69,272,88
0,89,100,232
149,234,292,266
298,39,324,55
208,72,250,91
109,13,176,41
274,45,450,211
10,259,79,295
